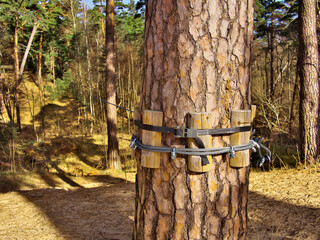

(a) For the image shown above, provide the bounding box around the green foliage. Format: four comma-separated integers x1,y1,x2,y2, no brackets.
254,0,289,39
0,0,39,28
115,0,144,48
46,70,73,100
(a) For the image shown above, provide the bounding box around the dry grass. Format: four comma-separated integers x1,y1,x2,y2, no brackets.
248,168,320,240
0,77,137,175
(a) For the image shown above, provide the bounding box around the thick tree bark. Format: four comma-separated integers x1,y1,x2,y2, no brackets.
105,0,121,170
299,0,319,163
134,0,254,239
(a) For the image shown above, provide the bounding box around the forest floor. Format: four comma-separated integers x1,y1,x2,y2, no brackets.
0,168,319,240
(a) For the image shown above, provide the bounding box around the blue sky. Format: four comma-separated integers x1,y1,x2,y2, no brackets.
84,0,132,9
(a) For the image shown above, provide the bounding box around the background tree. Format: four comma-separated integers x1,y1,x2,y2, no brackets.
0,0,40,130
251,0,304,150
255,0,288,100
298,0,319,163
134,0,254,239
105,0,121,170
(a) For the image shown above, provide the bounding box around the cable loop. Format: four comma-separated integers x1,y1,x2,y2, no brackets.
129,136,137,150
130,135,257,157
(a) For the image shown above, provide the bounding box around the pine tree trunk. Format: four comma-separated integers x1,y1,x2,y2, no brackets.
14,23,38,132
13,22,19,128
299,0,319,163
134,0,254,239
105,0,121,170
84,2,94,134
270,20,275,99
289,60,299,135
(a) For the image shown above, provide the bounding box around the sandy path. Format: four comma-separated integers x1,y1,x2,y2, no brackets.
0,169,319,240
0,176,135,240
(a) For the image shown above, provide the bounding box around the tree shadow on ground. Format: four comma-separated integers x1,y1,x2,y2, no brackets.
2,171,320,240
16,175,135,240
48,161,84,188
248,191,320,240
0,173,36,193
14,99,133,175
40,135,133,173
31,100,80,139
44,136,105,166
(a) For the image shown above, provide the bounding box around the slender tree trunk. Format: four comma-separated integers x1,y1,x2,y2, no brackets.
84,2,94,134
105,0,121,170
70,0,87,131
289,59,299,135
134,0,254,239
38,32,43,95
13,22,19,87
0,72,5,120
100,1,106,44
13,22,19,128
19,24,38,83
25,87,38,142
299,0,319,163
38,32,46,141
14,22,38,131
265,47,269,98
270,21,275,99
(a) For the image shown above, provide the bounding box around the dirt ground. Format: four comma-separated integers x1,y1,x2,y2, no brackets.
0,168,319,240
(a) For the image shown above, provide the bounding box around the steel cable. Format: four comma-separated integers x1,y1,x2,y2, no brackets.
130,135,260,159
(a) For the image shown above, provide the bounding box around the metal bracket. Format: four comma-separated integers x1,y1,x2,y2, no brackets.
228,145,236,159
171,147,177,160
174,127,198,138
129,136,137,150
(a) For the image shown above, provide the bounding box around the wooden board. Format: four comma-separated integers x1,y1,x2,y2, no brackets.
141,110,163,168
230,109,252,168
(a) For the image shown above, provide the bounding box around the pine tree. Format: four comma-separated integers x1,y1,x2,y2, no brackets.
106,0,121,170
134,0,254,238
298,0,319,163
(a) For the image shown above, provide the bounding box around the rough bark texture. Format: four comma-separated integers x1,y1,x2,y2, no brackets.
298,0,319,163
134,0,254,239
105,0,121,170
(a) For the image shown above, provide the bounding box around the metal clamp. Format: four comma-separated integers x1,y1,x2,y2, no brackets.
171,147,177,160
174,127,198,138
228,145,236,159
250,139,260,152
129,136,137,150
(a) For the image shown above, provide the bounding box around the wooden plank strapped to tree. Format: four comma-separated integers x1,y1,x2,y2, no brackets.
141,110,163,168
187,112,213,172
230,105,256,168
133,108,139,135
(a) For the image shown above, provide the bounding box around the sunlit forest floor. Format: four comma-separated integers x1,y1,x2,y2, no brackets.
0,78,319,239
0,169,319,239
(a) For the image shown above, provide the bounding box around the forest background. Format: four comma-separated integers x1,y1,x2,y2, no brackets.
0,0,318,174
